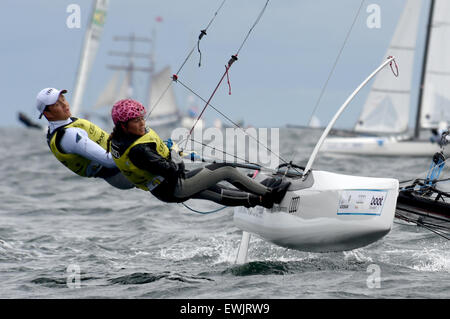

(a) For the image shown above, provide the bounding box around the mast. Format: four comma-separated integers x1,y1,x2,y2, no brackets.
106,33,153,101
71,0,109,116
414,0,435,138
146,27,157,109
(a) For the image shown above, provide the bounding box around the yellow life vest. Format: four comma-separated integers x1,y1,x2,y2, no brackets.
111,129,170,191
47,118,109,177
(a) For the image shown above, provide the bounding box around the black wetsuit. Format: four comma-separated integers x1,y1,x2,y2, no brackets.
110,132,282,208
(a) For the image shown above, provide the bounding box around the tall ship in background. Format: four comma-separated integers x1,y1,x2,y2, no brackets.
91,32,187,130
19,1,201,131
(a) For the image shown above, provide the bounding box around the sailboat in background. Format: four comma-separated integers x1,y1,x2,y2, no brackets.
93,72,131,110
146,66,182,127
17,112,42,130
90,32,183,129
320,0,450,156
71,0,109,117
17,0,108,128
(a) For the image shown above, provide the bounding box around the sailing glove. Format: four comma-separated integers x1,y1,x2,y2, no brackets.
170,149,185,178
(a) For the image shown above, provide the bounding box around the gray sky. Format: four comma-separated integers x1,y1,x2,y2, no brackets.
1,0,426,128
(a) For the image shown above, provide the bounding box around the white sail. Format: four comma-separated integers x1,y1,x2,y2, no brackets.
308,115,321,128
71,0,109,116
93,71,120,108
118,72,132,100
147,66,180,126
93,72,132,109
420,0,450,129
354,0,422,134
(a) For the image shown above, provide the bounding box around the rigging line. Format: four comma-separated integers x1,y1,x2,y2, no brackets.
179,0,227,73
176,78,291,166
290,0,366,165
394,217,450,240
394,216,448,233
146,0,228,120
396,211,450,240
400,184,450,199
434,177,450,183
183,0,271,149
400,175,450,193
420,185,450,198
184,137,304,177
145,81,172,120
421,226,450,240
186,58,236,140
204,0,227,31
396,209,450,231
181,202,228,215
179,132,266,167
306,0,365,127
177,79,246,129
235,0,270,56
197,0,227,67
185,136,267,166
399,155,450,187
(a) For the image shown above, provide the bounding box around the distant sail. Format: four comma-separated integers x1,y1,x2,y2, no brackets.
354,0,422,134
420,0,450,129
118,72,132,100
71,0,109,116
93,71,120,108
147,66,180,126
93,72,130,109
308,115,321,128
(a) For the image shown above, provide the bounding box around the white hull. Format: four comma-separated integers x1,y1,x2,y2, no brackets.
320,136,447,157
234,170,398,252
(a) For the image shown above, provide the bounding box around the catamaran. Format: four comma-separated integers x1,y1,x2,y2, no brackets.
396,149,450,239
231,58,400,263
320,0,450,157
159,1,401,261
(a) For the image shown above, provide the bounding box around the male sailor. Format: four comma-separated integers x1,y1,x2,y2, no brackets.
107,99,290,207
36,87,134,189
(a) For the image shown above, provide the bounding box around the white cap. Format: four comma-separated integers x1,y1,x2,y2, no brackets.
35,88,67,119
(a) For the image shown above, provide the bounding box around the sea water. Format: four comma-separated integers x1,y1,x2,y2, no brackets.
0,127,448,299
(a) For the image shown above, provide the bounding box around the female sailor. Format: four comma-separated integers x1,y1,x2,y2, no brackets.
107,99,290,208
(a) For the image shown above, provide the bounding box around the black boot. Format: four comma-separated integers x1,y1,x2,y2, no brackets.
245,194,261,208
260,195,274,209
268,181,291,204
258,181,291,209
263,182,291,204
260,176,283,188
245,194,275,209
